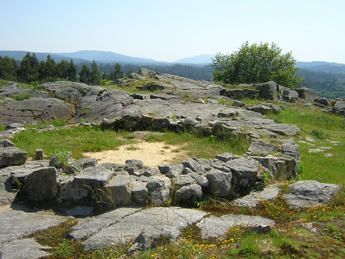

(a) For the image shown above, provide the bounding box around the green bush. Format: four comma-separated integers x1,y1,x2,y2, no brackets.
213,42,301,88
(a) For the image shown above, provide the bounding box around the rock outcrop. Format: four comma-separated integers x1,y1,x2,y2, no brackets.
284,180,341,208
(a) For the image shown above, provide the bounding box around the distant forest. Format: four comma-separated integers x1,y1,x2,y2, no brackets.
1,53,345,98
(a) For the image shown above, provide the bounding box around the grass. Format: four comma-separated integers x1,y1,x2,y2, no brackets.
27,118,67,129
0,79,9,87
144,132,250,159
267,104,345,185
131,188,345,258
12,126,136,159
12,126,249,161
12,92,32,101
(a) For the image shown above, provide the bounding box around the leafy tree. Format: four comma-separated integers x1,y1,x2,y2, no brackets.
79,64,90,84
89,60,101,85
56,60,70,79
39,55,56,81
67,60,77,81
0,56,17,81
112,63,123,81
213,42,301,88
18,53,40,82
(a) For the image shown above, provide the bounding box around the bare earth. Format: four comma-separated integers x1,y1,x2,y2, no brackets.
83,141,188,167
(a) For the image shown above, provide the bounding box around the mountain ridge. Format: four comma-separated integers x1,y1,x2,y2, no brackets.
1,50,345,74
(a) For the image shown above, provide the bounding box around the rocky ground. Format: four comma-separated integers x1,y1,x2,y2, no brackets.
0,70,343,258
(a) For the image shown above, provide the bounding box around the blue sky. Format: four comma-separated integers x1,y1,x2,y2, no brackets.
1,0,345,62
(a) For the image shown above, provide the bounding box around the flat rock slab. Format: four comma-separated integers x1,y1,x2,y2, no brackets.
74,166,114,186
71,206,276,251
231,184,280,208
0,238,51,259
0,97,75,124
284,180,341,208
197,214,275,239
0,147,27,168
0,209,67,244
70,207,142,240
0,186,16,206
71,207,207,250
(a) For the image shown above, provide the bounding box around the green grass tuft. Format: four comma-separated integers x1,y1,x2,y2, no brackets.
144,132,249,159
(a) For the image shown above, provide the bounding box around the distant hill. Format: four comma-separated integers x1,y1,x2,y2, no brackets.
0,50,82,62
296,61,345,74
58,50,161,64
2,49,345,98
0,50,162,64
175,54,214,64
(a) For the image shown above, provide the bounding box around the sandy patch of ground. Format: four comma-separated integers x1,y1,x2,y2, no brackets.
83,141,188,167
0,204,10,213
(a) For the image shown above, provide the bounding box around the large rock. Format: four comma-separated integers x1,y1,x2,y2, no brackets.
146,176,171,206
72,207,207,250
172,175,196,189
220,88,258,100
281,142,300,160
73,158,97,170
251,155,298,180
42,81,103,102
182,159,204,173
197,214,275,239
174,184,202,206
226,157,259,195
77,89,133,122
0,209,66,244
265,123,299,136
232,184,280,208
130,181,148,205
314,97,330,107
255,81,278,100
281,87,299,102
105,175,133,207
248,140,277,156
59,166,114,205
0,139,15,148
246,103,281,115
296,87,318,102
333,100,345,116
0,147,27,168
0,97,75,124
284,180,341,208
74,166,114,187
21,167,58,201
70,207,142,241
205,169,232,198
0,238,51,259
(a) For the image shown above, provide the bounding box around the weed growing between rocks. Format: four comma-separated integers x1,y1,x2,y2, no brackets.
30,218,131,258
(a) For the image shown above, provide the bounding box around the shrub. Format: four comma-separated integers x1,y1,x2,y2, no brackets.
213,42,301,88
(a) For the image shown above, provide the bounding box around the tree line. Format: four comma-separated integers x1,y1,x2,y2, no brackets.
0,53,124,85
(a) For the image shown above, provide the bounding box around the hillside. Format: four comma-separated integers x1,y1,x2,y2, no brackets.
0,70,345,257
2,49,345,98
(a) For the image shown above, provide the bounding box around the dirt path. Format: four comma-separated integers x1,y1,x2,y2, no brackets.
83,141,188,167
